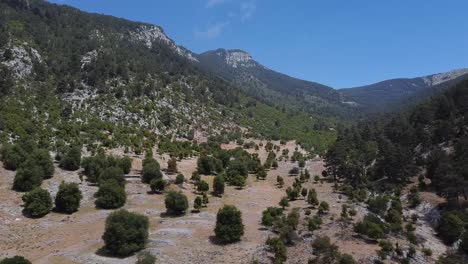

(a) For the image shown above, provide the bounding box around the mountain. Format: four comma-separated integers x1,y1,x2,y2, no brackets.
197,49,356,119
340,69,468,113
0,0,336,154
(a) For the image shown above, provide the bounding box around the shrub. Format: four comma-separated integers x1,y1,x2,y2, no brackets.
436,253,466,264
13,165,43,192
0,144,26,171
120,156,132,174
279,196,289,209
0,256,31,264
312,235,337,255
377,240,394,259
354,214,388,239
164,190,188,215
59,146,81,171
289,167,299,175
141,161,162,184
286,186,299,200
213,175,225,196
318,201,329,214
197,180,209,193
136,252,156,264
102,209,149,257
308,215,322,231
202,192,209,206
256,167,267,180
262,207,283,227
437,212,464,244
193,196,202,212
367,195,389,217
307,189,319,207
340,254,357,264
230,175,246,189
31,149,54,179
22,188,52,217
55,182,82,213
150,178,166,193
266,237,287,264
167,157,177,173
174,174,185,184
215,205,244,243
99,166,125,187
276,175,284,187
95,179,126,209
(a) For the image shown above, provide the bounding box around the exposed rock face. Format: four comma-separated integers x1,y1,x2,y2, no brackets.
80,50,98,69
131,25,198,62
1,45,42,78
222,49,258,68
423,68,468,86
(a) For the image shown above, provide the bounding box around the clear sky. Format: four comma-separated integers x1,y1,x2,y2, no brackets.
48,0,468,88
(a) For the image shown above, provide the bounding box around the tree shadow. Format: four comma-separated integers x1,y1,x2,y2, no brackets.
95,247,132,259
159,211,186,218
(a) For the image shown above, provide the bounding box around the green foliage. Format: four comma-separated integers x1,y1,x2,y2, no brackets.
279,196,289,209
460,231,468,254
55,182,82,213
22,188,52,217
95,179,126,209
13,165,43,192
367,195,389,217
0,256,31,264
436,253,466,264
197,180,209,193
150,178,166,193
266,237,287,264
214,205,244,243
136,252,156,264
213,175,225,196
102,209,149,257
175,174,185,184
276,175,284,187
318,201,329,214
436,211,464,244
308,215,322,232
141,160,162,184
307,188,319,207
193,196,202,211
261,207,283,227
99,166,125,187
354,214,388,239
164,190,188,215
167,157,177,173
59,146,81,171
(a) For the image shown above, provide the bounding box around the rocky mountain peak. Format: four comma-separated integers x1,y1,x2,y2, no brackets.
423,68,468,86
212,48,257,68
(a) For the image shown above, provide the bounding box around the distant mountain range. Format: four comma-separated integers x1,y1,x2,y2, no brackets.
195,48,468,115
340,69,468,113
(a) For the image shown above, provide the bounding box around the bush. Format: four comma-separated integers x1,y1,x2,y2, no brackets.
95,179,126,209
167,157,177,173
0,256,31,264
340,254,357,264
213,175,225,196
289,167,299,175
354,214,388,239
141,161,162,184
308,215,322,231
318,201,329,214
136,252,156,264
279,196,289,209
175,174,185,184
55,182,82,213
164,190,188,215
150,178,166,193
437,212,464,244
307,189,319,207
99,166,125,187
214,205,244,243
120,156,132,174
230,175,246,189
31,149,54,179
193,196,203,211
59,146,81,171
13,165,43,192
262,207,283,227
197,180,209,193
266,237,287,264
312,235,337,255
22,188,52,217
367,195,389,217
102,209,149,257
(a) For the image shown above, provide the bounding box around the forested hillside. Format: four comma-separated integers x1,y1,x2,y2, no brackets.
0,0,335,154
325,79,468,261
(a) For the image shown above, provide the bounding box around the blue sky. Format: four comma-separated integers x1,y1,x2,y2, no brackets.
48,0,468,88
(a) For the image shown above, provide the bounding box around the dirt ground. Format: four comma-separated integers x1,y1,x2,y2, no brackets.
0,140,447,263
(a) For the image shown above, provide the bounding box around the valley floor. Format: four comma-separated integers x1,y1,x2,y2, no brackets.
0,140,448,264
